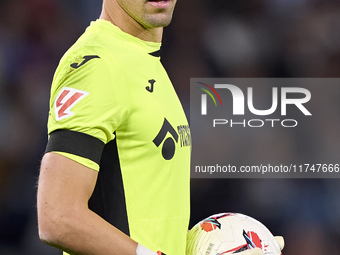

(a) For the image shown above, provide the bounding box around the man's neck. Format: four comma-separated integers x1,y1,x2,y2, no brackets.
100,1,163,43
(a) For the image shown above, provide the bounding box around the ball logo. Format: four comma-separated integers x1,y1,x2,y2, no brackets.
243,230,262,250
200,213,234,232
224,230,263,254
200,217,222,232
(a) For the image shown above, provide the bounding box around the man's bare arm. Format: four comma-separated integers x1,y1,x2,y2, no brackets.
37,152,138,255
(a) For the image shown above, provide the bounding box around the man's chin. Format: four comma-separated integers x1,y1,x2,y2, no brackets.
142,13,175,28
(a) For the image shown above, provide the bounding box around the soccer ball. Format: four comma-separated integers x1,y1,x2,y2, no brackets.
186,213,281,255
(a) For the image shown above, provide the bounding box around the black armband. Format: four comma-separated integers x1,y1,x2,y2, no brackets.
45,129,105,165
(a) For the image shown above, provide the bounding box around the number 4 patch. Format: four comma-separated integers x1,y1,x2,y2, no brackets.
54,87,89,121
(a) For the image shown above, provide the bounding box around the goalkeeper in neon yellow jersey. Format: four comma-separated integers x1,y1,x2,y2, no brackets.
37,0,191,254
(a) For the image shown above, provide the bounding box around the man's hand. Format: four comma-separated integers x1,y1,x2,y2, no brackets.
275,236,285,251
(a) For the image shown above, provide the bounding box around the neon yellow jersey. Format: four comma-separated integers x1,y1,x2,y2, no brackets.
46,19,191,255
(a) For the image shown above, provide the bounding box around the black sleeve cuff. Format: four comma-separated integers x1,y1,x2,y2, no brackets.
45,129,105,165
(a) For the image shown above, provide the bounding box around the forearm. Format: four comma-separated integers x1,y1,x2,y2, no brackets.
37,153,138,255
39,206,137,255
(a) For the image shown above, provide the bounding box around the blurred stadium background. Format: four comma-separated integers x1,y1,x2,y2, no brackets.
1,0,340,254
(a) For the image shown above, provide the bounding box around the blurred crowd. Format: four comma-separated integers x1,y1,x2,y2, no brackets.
1,0,340,254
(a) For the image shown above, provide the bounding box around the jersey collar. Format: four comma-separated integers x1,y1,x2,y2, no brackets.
95,19,162,57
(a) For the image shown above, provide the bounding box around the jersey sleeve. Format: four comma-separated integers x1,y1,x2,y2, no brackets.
46,46,129,169
53,151,100,171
